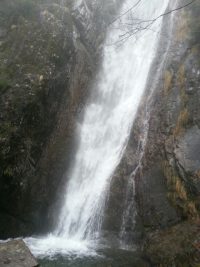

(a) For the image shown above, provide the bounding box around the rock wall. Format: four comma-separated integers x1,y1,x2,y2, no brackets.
0,0,120,238
103,0,200,265
140,1,200,264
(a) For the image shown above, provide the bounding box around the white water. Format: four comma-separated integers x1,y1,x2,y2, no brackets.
25,0,170,257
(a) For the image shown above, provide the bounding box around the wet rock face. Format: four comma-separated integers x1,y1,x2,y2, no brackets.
136,165,179,229
175,126,200,173
133,0,200,265
144,221,200,267
0,239,38,267
0,0,119,238
104,0,200,265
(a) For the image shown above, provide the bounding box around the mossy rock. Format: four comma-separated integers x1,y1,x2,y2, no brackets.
0,79,10,93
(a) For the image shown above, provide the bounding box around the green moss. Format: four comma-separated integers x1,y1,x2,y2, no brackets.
3,166,14,178
0,122,17,140
0,79,10,93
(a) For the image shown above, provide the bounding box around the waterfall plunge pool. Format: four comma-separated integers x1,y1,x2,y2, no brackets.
38,248,146,267
25,235,143,266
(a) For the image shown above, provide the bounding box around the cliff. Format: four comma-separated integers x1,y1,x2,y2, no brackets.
103,0,200,266
140,1,200,265
0,0,120,238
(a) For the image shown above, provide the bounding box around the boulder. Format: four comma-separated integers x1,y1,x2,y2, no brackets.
0,239,38,267
175,126,200,173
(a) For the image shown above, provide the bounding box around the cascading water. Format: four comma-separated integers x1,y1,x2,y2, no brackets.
25,0,170,257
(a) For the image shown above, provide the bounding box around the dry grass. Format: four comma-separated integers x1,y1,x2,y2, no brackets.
175,11,190,42
177,65,185,87
163,160,199,219
164,70,173,95
186,201,199,219
177,64,189,104
173,108,189,136
175,179,187,201
196,170,200,179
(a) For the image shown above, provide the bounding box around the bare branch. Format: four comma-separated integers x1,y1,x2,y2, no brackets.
109,0,196,45
108,0,143,26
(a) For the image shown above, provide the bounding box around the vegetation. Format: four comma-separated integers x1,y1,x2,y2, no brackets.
173,108,189,136
162,161,199,220
164,70,173,95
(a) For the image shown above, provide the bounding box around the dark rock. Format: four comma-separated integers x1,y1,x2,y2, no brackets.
0,0,122,238
0,239,38,267
175,126,200,173
103,0,200,265
144,221,200,267
136,164,179,229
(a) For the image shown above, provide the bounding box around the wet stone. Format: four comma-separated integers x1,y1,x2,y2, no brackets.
0,239,38,267
175,126,200,173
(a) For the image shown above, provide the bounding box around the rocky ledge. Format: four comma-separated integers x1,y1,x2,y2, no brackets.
0,239,38,267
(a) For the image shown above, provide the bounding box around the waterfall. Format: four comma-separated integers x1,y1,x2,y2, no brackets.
25,0,170,257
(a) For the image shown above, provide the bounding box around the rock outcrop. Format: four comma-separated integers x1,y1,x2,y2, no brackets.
0,239,38,267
